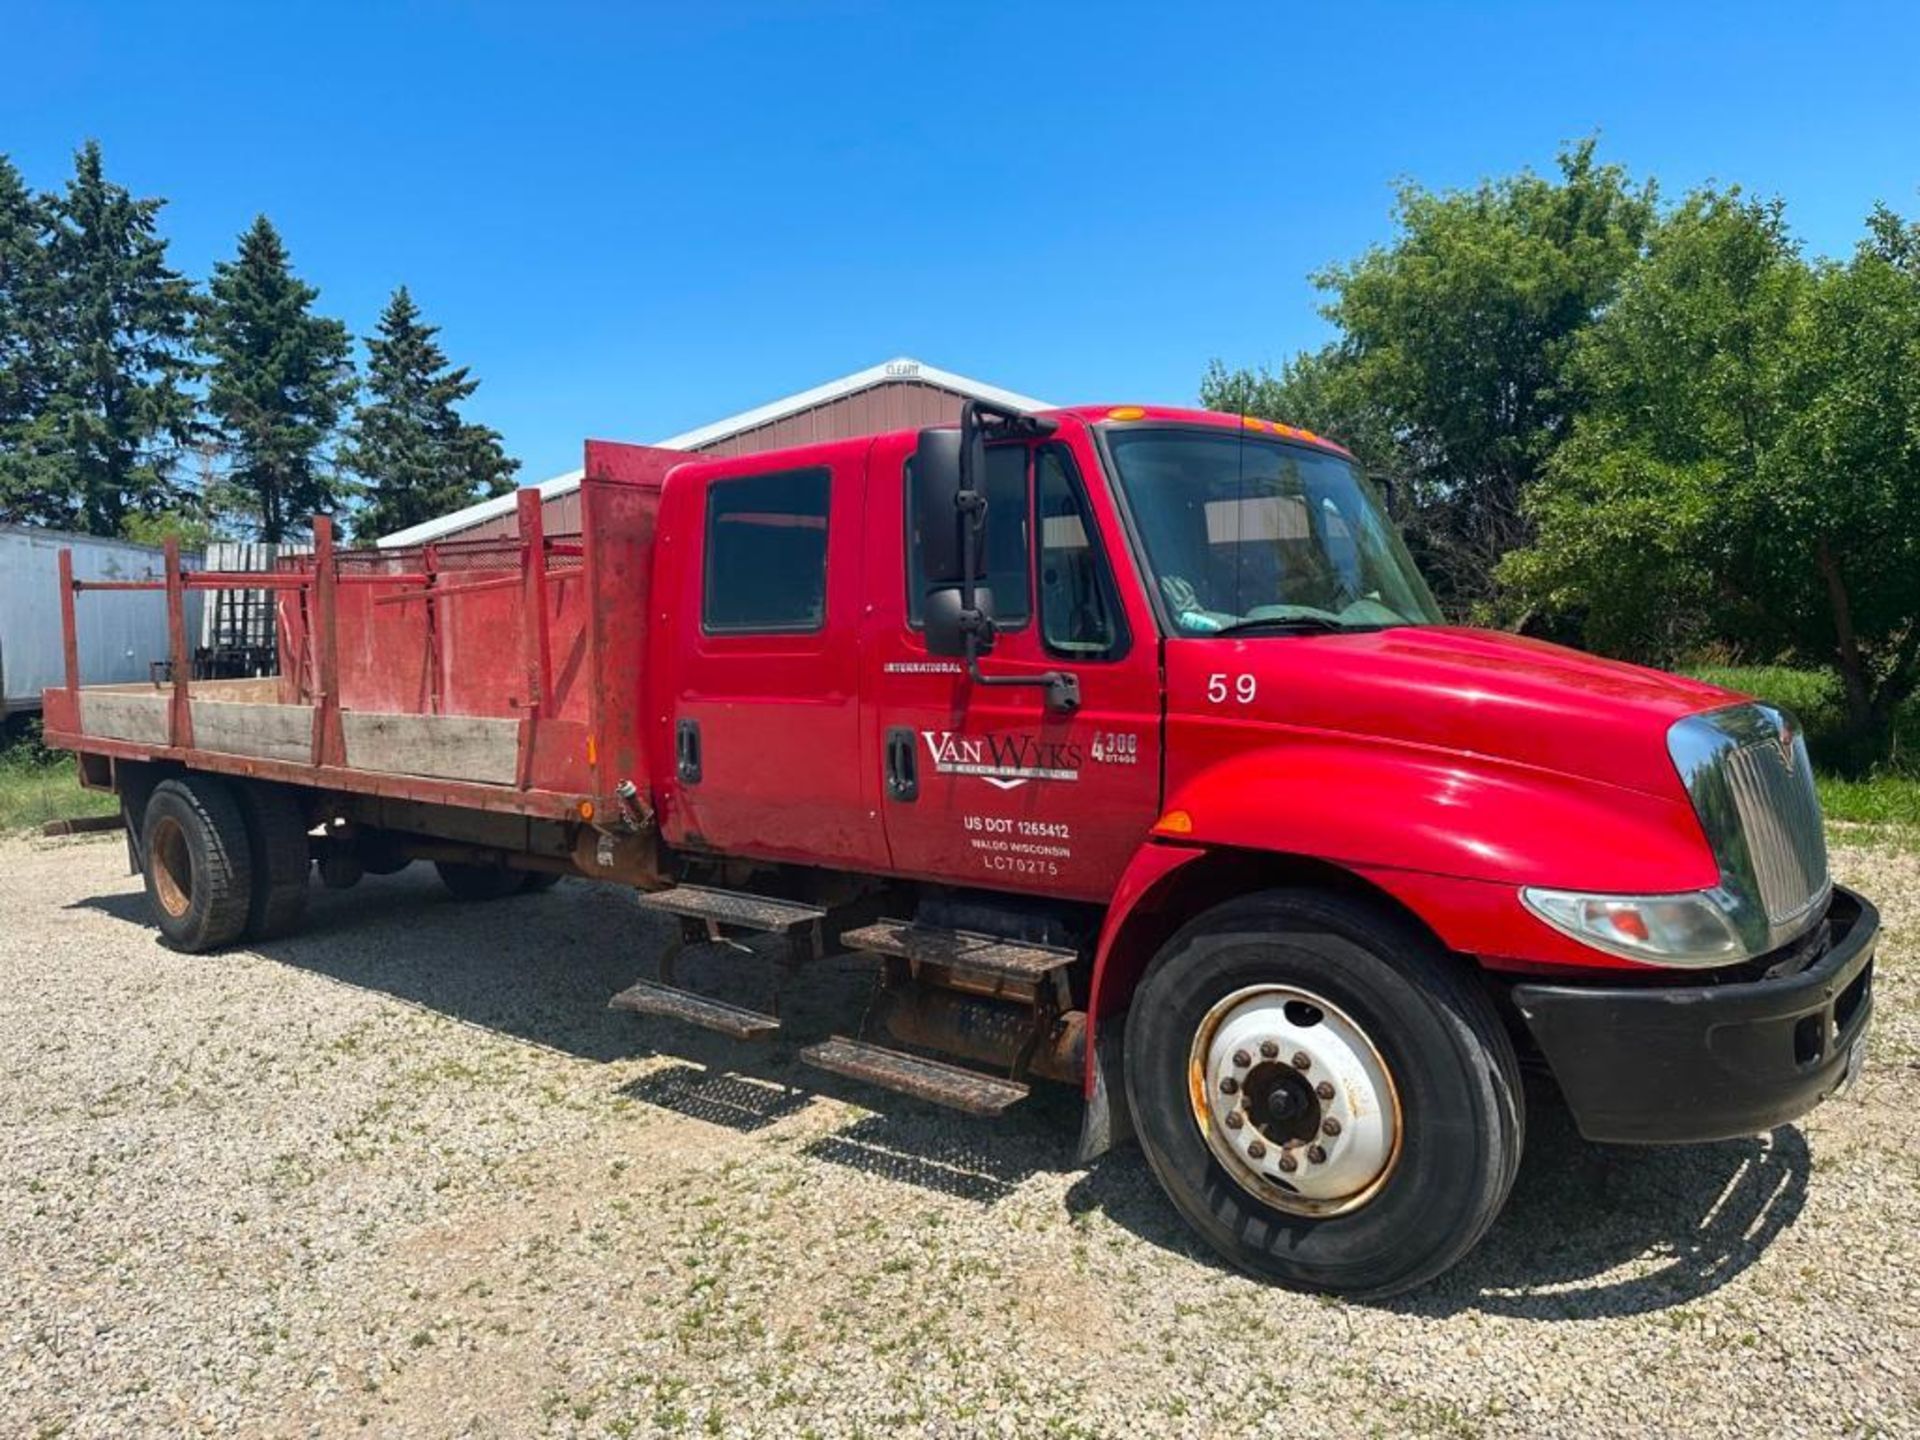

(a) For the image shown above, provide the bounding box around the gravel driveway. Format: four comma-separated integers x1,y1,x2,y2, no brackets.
2,832,1916,1438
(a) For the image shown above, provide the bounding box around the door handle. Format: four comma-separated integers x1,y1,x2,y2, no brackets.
885,726,918,802
675,718,702,784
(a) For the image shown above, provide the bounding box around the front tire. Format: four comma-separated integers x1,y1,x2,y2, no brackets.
140,777,255,953
1124,889,1523,1298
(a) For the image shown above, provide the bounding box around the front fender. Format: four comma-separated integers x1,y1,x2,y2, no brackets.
1079,741,1719,1109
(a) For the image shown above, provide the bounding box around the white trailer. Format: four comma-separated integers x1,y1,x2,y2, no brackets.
0,525,204,718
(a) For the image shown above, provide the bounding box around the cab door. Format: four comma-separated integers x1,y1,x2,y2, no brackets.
663,443,886,870
866,426,1163,902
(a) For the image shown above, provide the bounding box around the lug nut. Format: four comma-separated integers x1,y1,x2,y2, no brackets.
1306,1144,1327,1164
1219,1076,1239,1096
1321,1117,1342,1137
1291,1051,1312,1071
1315,1081,1335,1100
1247,1140,1267,1159
1277,1153,1298,1173
1232,1049,1252,1068
1225,1111,1244,1130
1259,1039,1279,1059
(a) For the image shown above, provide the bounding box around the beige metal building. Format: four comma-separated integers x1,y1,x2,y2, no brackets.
376,357,1050,549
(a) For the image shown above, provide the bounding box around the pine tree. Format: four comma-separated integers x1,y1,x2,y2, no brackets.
341,287,517,541
29,141,201,536
201,216,355,541
0,153,57,521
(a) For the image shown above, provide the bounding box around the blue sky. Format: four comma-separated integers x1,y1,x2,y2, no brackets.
7,1,1920,482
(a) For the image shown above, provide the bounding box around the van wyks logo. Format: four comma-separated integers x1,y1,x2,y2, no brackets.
921,730,1082,790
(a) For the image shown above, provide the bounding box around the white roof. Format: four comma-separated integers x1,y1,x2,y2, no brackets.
376,356,1052,548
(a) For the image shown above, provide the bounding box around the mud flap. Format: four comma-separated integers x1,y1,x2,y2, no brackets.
1074,1025,1135,1164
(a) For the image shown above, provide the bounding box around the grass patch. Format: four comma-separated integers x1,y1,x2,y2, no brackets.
0,722,117,833
1815,774,1920,828
1688,664,1919,836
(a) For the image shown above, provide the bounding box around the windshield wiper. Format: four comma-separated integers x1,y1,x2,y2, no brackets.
1206,615,1359,637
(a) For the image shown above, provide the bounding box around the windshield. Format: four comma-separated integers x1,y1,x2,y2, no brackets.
1104,426,1442,635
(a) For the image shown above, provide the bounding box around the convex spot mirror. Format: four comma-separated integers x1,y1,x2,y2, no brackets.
923,584,996,659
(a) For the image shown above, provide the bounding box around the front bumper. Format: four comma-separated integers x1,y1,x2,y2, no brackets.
1510,885,1877,1144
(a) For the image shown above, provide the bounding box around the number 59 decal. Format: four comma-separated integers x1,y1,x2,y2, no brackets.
1206,672,1258,705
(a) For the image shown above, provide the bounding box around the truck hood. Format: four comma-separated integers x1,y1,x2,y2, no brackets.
1200,625,1738,800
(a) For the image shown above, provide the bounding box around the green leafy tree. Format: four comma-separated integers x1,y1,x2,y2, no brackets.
17,141,202,536
1208,140,1655,615
201,216,356,541
341,286,517,541
1505,194,1920,757
1200,348,1404,479
0,154,58,518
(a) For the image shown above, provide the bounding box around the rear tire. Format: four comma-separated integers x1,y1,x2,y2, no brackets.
238,784,311,940
140,777,255,953
435,860,524,901
1123,889,1523,1298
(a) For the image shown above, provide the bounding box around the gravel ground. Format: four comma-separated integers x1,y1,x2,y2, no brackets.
2,832,1917,1439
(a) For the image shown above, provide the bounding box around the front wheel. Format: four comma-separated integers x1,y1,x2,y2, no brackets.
1124,889,1523,1298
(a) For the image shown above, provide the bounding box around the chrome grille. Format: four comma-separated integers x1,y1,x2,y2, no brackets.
1668,703,1832,953
1721,730,1829,925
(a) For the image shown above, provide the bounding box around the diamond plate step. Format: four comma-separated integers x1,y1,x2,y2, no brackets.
798,1036,1029,1116
609,978,780,1040
637,885,828,934
841,920,1075,985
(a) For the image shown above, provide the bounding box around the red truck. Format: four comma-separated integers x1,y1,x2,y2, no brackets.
42,401,1876,1297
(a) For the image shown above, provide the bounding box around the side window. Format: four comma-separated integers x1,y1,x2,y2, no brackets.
703,467,830,633
1037,446,1125,659
905,444,1031,628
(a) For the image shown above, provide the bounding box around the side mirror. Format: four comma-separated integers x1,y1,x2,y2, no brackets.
912,427,988,586
923,585,995,659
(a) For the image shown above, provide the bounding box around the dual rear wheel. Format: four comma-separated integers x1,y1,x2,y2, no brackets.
141,776,312,951
138,773,561,952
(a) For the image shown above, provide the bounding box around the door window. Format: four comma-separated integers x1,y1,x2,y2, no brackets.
1037,446,1125,659
702,468,831,633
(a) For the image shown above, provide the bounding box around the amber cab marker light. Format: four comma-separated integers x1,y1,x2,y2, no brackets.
1107,405,1146,421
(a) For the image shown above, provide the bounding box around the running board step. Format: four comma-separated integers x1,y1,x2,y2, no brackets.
609,978,780,1040
638,885,828,935
841,920,1075,985
798,1036,1029,1116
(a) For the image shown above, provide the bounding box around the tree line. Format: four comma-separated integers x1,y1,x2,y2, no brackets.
0,141,517,546
1205,140,1920,761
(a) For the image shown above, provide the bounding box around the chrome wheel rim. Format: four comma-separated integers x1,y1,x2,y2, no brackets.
1187,984,1402,1217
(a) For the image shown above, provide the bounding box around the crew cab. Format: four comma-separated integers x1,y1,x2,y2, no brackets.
41,401,1877,1297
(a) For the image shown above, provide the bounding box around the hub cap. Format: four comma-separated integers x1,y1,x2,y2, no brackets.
1187,985,1401,1216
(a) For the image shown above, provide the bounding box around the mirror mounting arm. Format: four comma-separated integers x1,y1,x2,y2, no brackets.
962,633,1081,713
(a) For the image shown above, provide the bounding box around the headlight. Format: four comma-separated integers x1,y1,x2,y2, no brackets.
1520,887,1749,968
